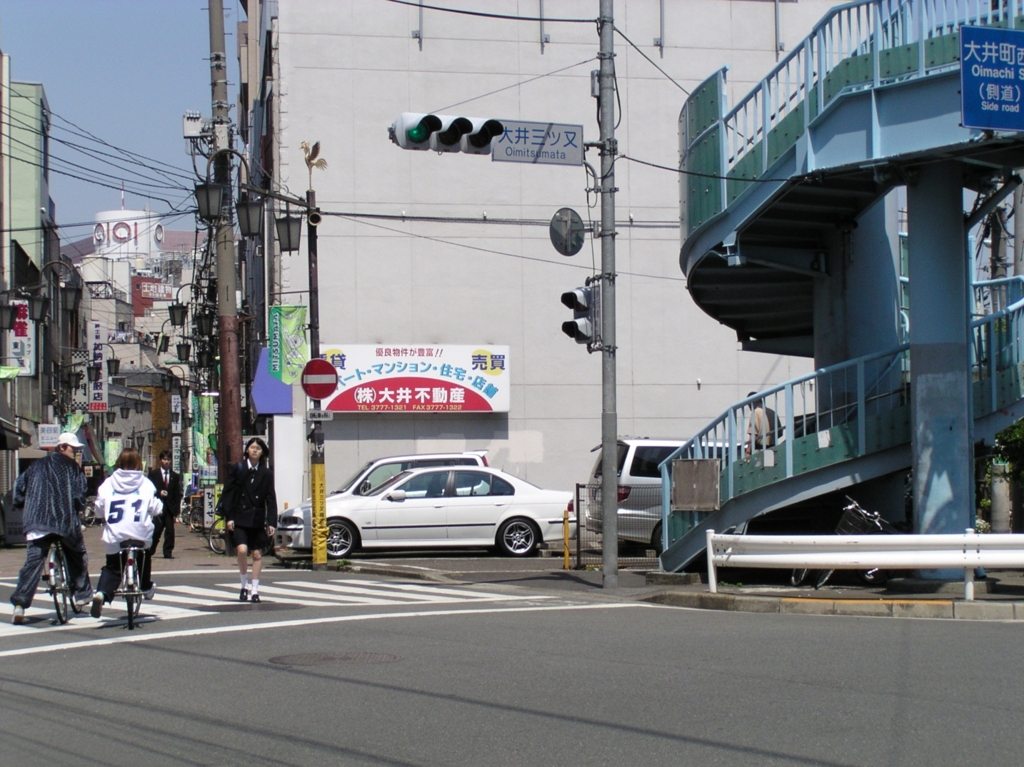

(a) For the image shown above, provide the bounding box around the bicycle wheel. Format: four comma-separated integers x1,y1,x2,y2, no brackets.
790,569,810,587
208,516,227,554
190,508,204,533
48,545,69,624
814,569,835,589
64,553,83,614
124,553,142,630
81,498,99,527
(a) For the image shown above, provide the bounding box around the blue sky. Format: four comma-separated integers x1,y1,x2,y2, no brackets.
0,0,244,246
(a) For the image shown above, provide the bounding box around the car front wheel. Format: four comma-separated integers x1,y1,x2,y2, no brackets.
497,518,539,557
326,519,358,559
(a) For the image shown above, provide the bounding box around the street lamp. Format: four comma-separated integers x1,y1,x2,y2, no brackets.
168,303,188,327
86,365,102,383
194,182,229,223
134,433,145,450
194,311,215,337
0,304,16,330
106,410,117,425
176,342,191,362
119,404,132,419
275,204,303,252
236,193,264,237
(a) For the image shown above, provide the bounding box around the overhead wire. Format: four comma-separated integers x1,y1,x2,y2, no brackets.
386,0,593,24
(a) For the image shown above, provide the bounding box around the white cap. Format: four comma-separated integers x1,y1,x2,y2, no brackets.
57,432,84,449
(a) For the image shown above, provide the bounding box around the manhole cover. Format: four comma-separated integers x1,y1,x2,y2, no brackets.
195,602,302,613
268,652,403,667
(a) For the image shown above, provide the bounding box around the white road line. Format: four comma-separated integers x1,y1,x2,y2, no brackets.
281,581,476,603
338,578,523,600
252,583,425,606
0,603,647,658
161,584,367,608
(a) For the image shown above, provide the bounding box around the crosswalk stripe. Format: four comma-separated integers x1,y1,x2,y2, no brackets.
251,583,417,605
0,578,546,635
278,581,467,602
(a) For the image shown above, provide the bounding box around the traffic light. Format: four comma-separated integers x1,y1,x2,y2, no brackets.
389,113,504,155
561,285,598,345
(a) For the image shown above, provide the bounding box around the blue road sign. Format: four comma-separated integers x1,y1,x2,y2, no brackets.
961,24,1024,132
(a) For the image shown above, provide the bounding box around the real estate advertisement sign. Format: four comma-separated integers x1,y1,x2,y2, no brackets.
319,344,510,413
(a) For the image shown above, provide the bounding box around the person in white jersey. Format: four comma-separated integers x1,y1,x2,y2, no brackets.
91,448,163,619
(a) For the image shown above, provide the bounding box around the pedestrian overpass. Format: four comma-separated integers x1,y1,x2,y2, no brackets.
661,0,1024,572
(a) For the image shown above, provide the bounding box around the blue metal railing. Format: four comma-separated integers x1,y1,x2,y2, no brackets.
971,294,1024,416
659,343,910,551
681,0,1020,234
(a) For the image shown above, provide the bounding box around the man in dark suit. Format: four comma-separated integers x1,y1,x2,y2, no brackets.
148,449,182,559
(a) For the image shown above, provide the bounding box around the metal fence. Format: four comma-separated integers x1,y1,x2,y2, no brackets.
572,483,663,570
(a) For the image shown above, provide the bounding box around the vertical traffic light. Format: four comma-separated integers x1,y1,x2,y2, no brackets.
561,285,598,346
390,113,504,155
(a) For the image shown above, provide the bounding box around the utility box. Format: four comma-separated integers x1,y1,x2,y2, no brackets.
671,459,720,512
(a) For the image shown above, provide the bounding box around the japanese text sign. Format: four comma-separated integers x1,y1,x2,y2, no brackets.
491,120,583,166
318,345,510,413
961,24,1024,132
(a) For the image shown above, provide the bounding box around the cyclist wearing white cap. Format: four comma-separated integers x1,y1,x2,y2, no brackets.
9,432,94,624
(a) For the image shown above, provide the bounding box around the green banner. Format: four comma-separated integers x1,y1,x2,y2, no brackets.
268,305,308,384
192,393,219,487
104,439,120,469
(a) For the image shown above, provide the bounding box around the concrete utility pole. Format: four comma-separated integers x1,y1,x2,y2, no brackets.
306,189,327,568
598,0,619,589
208,0,242,477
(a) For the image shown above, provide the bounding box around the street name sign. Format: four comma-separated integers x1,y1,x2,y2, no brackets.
307,410,334,421
300,358,338,400
961,24,1024,132
491,120,583,166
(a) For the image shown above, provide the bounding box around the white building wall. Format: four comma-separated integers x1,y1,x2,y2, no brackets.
267,0,838,499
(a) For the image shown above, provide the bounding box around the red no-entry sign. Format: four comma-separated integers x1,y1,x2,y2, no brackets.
301,358,338,399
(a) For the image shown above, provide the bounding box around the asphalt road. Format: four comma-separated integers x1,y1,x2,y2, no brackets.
0,567,1021,766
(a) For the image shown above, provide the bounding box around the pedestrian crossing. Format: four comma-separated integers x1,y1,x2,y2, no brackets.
0,577,548,636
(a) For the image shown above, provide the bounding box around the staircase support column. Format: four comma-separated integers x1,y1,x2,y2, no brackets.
907,161,973,538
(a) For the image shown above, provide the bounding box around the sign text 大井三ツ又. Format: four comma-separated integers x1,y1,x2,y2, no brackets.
491,121,583,166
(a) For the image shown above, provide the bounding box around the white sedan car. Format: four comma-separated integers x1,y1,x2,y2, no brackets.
275,466,574,558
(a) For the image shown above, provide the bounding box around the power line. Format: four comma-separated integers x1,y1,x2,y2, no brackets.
434,57,597,112
387,0,593,24
334,214,684,282
620,154,793,184
613,25,689,95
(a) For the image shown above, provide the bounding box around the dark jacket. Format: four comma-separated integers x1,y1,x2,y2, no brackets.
14,451,87,538
147,466,183,517
221,460,278,529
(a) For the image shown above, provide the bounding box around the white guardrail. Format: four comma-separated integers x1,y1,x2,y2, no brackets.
705,529,1024,600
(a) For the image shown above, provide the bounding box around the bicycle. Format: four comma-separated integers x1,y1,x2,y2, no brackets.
80,496,100,527
112,539,147,630
208,510,227,554
185,494,205,533
790,498,899,589
45,536,83,624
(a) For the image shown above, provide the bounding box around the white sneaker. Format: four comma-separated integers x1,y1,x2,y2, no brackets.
11,606,24,624
143,584,156,600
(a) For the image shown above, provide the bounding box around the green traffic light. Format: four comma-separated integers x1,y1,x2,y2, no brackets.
406,114,441,145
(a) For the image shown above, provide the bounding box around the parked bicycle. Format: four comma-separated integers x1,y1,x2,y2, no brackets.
111,539,147,630
46,536,84,624
208,508,227,554
791,497,900,589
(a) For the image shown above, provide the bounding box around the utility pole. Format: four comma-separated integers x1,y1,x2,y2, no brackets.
598,0,618,589
208,0,242,477
307,189,327,568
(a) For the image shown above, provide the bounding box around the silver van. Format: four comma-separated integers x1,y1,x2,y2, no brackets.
585,438,684,554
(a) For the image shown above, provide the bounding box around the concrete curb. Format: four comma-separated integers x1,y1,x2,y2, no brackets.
641,589,1024,620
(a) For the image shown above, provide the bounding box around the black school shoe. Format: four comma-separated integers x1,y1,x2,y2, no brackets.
250,593,261,603
239,587,249,602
